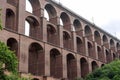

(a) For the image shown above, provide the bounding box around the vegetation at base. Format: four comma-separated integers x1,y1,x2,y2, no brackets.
0,9,2,30
85,59,120,80
75,59,120,80
0,10,29,80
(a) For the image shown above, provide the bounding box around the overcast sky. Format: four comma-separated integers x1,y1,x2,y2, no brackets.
54,0,120,39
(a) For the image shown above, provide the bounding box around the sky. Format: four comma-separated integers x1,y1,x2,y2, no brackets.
54,0,120,39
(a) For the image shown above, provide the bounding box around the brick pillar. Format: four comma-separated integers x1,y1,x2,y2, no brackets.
58,25,63,48
19,36,28,73
44,44,50,76
62,50,67,78
83,38,89,56
76,54,81,78
0,0,6,28
42,17,47,42
72,31,77,52
18,0,26,34
93,42,98,59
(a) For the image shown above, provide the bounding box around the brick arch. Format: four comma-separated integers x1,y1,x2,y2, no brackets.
87,41,94,58
94,30,101,45
84,25,92,40
63,31,72,50
113,53,116,60
102,35,108,48
47,24,59,45
116,42,120,51
60,12,71,31
101,64,105,67
7,38,18,57
50,48,62,78
91,61,99,71
44,4,57,24
73,19,82,31
105,49,112,63
25,0,41,17
28,42,44,76
97,46,104,62
76,37,83,53
5,8,17,31
80,57,89,78
66,53,77,80
110,39,115,51
25,16,41,39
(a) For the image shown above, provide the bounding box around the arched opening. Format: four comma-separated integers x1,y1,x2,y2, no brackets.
50,49,62,78
45,4,57,24
102,35,108,48
60,12,71,30
80,58,89,78
97,46,103,61
116,43,120,51
25,16,41,39
110,39,115,51
67,54,77,80
73,19,81,31
106,50,112,63
113,53,116,60
47,24,58,45
88,42,94,58
91,61,98,71
32,78,39,80
84,25,92,40
5,9,17,31
7,38,18,57
101,64,104,67
76,37,83,53
25,0,41,17
63,31,71,50
94,31,101,44
28,43,44,75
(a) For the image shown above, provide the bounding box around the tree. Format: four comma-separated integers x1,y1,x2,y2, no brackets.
85,59,120,80
0,9,30,80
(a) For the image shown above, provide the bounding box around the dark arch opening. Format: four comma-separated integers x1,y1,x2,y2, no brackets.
94,31,101,44
102,35,108,48
85,25,92,40
45,4,57,24
63,31,71,49
60,12,71,30
7,38,18,57
67,54,77,79
5,9,17,31
76,37,83,53
88,42,94,58
73,19,81,31
97,46,103,61
25,16,41,39
110,39,115,51
50,49,62,78
47,24,58,45
106,50,112,63
80,58,89,78
26,0,41,17
28,43,44,76
91,61,98,71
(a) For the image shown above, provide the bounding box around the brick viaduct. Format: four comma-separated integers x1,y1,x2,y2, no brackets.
0,0,120,80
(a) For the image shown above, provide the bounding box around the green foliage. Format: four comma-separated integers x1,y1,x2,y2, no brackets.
0,41,18,79
85,60,120,80
0,9,2,30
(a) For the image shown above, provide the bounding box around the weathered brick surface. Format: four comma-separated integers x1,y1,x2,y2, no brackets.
0,0,120,80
